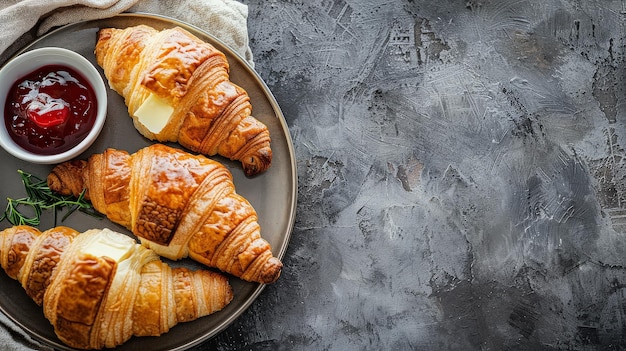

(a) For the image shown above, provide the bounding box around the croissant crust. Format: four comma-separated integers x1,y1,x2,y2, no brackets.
48,144,282,284
95,24,272,176
0,225,233,349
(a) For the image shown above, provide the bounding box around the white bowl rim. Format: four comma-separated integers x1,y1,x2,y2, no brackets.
0,46,107,164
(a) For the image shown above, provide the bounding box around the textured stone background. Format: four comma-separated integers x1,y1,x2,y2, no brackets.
196,0,626,350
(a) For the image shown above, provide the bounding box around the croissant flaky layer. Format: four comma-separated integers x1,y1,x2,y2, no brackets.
94,24,272,176
47,144,282,284
0,225,233,350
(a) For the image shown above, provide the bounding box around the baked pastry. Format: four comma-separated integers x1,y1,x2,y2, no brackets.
94,24,272,176
47,144,282,284
0,225,233,350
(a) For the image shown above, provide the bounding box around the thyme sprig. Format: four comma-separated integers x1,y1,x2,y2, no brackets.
1,170,101,226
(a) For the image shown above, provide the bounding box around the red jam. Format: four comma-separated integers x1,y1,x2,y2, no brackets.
4,64,98,155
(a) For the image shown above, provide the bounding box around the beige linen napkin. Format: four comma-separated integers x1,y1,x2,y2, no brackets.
0,1,253,349
0,0,253,65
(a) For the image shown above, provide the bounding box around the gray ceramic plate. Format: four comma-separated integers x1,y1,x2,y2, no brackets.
0,13,297,351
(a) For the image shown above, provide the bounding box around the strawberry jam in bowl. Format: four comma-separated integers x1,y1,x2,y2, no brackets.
0,47,107,164
6,65,97,154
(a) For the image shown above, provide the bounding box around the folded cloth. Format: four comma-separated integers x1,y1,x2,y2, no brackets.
0,0,253,65
0,2,253,349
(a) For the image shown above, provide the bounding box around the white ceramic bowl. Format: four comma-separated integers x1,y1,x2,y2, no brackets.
0,47,107,164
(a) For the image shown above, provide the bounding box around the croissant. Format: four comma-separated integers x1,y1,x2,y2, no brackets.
47,143,282,284
94,24,272,176
0,225,233,350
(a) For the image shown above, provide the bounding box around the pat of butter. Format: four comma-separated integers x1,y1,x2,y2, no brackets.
82,229,135,262
133,93,174,134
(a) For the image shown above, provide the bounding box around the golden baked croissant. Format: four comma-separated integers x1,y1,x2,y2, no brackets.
47,144,282,284
94,24,272,176
0,225,233,350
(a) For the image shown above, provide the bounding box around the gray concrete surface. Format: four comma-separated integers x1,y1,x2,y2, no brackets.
197,0,626,350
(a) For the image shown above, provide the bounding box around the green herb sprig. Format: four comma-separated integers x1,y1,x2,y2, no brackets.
1,170,102,226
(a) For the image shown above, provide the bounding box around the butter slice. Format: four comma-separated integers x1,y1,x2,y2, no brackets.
133,93,174,134
82,228,135,262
